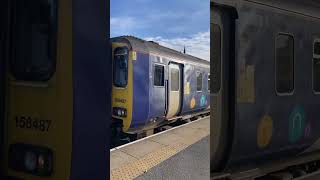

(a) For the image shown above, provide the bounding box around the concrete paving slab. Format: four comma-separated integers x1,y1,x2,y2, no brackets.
148,131,188,146
187,117,210,130
119,140,165,159
110,150,138,171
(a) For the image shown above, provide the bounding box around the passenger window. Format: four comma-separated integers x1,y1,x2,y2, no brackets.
211,24,221,93
197,72,203,91
154,64,164,86
11,0,58,81
275,34,294,94
171,68,179,91
313,40,320,93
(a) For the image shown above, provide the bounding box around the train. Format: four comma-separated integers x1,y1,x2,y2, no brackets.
0,0,111,180
211,0,320,174
111,36,210,146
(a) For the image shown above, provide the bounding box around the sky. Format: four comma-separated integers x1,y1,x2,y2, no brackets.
111,0,210,61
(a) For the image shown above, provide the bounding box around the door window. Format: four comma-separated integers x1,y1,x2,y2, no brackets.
171,68,179,91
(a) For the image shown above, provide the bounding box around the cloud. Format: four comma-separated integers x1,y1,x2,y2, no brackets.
110,17,142,37
145,31,210,61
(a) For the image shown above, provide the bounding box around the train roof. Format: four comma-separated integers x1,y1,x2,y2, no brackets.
212,0,320,19
111,36,210,66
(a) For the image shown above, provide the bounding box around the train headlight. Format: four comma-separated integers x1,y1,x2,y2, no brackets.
113,107,127,117
24,151,37,171
9,144,53,176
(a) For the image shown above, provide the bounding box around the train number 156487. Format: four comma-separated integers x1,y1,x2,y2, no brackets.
15,116,51,132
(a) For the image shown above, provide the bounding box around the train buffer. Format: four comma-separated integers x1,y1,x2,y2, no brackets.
110,116,210,180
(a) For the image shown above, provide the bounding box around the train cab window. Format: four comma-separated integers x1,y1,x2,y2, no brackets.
275,34,294,94
11,0,58,81
197,72,203,91
113,47,129,88
313,40,320,93
171,68,179,91
154,64,164,86
212,24,221,94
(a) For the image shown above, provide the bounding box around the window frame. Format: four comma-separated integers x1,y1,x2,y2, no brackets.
10,0,58,82
153,63,165,87
196,71,203,92
274,32,295,96
113,46,129,88
313,39,320,94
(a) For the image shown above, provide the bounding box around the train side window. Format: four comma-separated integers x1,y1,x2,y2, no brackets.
11,0,58,81
154,64,164,87
275,34,294,95
197,71,203,91
211,24,221,94
313,40,320,93
171,68,179,91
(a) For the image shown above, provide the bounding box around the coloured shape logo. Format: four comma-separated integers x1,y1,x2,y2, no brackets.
257,115,273,149
289,106,306,143
200,95,206,106
184,82,190,95
190,97,196,109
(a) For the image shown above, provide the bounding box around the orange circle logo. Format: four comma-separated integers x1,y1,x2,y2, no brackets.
190,97,196,109
257,115,273,149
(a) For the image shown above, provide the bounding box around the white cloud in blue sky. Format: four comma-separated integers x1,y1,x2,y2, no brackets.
111,0,210,60
145,31,210,61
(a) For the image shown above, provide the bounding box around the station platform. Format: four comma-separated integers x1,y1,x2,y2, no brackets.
110,116,210,180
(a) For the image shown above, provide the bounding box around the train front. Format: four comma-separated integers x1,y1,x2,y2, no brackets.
111,39,134,146
3,0,73,179
2,0,110,179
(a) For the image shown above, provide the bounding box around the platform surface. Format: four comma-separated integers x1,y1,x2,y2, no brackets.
136,136,209,180
110,117,210,180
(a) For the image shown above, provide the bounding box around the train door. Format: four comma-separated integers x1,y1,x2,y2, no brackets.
166,63,182,119
210,5,236,171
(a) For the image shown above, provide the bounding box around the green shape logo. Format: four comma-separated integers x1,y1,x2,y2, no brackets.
289,106,306,143
200,95,206,106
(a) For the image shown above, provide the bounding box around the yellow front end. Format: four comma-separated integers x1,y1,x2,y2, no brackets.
111,43,134,132
4,0,73,179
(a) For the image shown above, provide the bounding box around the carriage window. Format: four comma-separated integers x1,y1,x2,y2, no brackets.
211,24,221,93
11,0,57,81
197,72,203,91
113,47,129,87
154,64,164,86
275,34,294,94
208,74,211,91
171,68,179,91
313,40,320,93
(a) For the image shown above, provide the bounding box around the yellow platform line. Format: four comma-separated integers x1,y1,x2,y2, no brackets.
110,117,210,180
